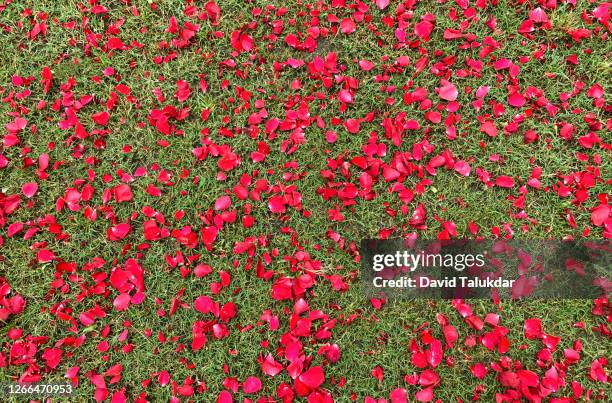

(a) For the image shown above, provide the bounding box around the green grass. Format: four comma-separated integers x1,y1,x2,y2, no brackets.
0,0,610,401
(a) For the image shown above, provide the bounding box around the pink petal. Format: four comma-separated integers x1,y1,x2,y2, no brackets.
453,160,471,176
415,21,434,41
92,111,110,126
37,249,55,263
242,376,262,394
591,204,610,226
214,195,231,211
389,388,407,403
438,82,458,101
217,391,233,403
358,60,374,71
415,386,434,402
480,121,497,137
443,324,458,347
113,293,131,311
382,166,400,182
22,182,38,198
7,222,23,237
345,118,360,133
529,7,549,23
508,91,526,107
590,359,608,382
524,318,542,339
475,86,490,98
426,340,443,368
268,196,286,213
108,223,131,240
260,354,283,376
113,184,133,203
157,371,170,386
338,89,353,103
587,84,603,99
0,153,8,168
471,363,488,379
194,296,215,314
495,176,515,188
518,19,534,33
375,0,390,10
298,366,325,388
405,120,420,130
340,18,356,34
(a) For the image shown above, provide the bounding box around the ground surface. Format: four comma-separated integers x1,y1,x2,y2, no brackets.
0,0,610,402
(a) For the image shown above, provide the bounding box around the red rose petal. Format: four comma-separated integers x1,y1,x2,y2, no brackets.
298,366,325,389
113,293,131,311
340,18,356,34
508,91,526,107
591,204,610,226
22,182,38,198
415,386,434,402
242,376,262,394
438,82,458,101
375,0,390,10
495,176,515,188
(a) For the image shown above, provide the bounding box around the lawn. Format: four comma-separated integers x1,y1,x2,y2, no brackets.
0,0,610,402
